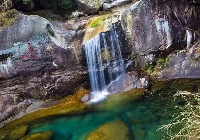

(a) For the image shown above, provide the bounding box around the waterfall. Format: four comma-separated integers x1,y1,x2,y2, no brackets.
84,23,125,94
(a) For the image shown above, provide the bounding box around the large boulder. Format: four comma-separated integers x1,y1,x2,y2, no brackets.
0,11,89,126
120,0,200,80
85,119,131,140
154,39,200,80
75,0,104,14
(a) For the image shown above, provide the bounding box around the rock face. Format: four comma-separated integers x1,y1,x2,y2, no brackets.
121,0,200,79
107,72,148,94
156,40,200,80
0,11,89,125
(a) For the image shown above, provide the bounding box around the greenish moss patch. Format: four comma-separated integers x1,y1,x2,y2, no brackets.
0,10,19,28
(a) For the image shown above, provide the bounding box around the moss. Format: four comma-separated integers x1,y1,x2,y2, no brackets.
142,65,154,74
157,58,167,68
89,14,110,28
85,119,131,140
94,89,144,111
150,79,200,94
0,10,19,28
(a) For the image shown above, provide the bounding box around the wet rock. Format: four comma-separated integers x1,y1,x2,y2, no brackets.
75,0,104,14
156,40,200,80
121,0,200,68
107,72,148,94
85,119,131,140
9,125,28,140
103,0,132,10
19,130,53,140
94,89,144,111
133,128,146,140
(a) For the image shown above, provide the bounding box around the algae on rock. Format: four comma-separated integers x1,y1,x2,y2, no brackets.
85,119,131,140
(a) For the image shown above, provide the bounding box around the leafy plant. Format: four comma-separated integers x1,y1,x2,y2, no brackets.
157,58,167,68
59,0,73,9
142,64,154,74
158,91,200,140
17,0,31,5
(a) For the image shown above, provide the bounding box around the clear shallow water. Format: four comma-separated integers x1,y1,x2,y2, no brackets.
27,90,182,140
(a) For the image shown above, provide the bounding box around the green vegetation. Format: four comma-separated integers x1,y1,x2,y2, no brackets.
0,10,19,28
89,14,110,28
17,0,31,5
158,91,200,140
142,64,154,74
157,58,167,68
59,0,73,9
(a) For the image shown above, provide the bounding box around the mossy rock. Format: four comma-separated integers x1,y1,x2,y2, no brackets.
19,130,53,140
150,79,200,94
93,88,144,111
85,119,131,140
83,11,121,44
88,14,110,28
0,134,6,140
0,9,20,28
9,125,29,140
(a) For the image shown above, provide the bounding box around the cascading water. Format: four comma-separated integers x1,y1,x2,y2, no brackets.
84,23,125,103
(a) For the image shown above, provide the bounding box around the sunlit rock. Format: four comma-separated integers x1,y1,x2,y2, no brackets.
83,12,121,43
107,72,148,94
121,0,200,69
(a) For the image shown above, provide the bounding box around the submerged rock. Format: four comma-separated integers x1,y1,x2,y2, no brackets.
9,125,28,140
85,119,131,140
19,130,53,140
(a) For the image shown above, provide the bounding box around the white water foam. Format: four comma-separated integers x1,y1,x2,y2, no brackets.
87,90,110,104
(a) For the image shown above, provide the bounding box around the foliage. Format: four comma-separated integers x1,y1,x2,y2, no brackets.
157,58,167,68
17,0,31,5
142,64,154,74
89,14,109,28
59,0,73,9
0,10,19,28
158,91,200,140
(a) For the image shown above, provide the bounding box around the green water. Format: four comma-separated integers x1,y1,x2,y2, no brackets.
27,91,182,140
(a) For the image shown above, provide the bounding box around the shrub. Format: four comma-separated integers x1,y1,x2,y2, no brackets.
157,91,200,140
